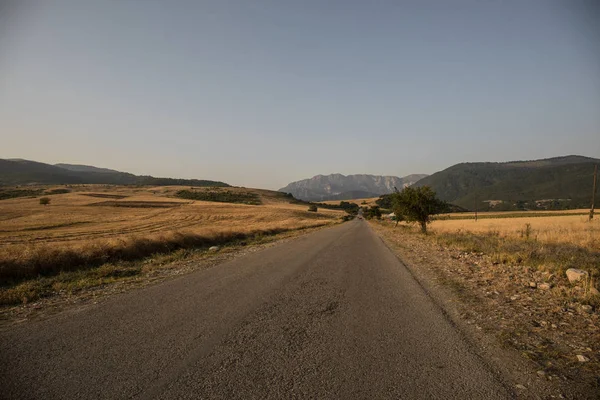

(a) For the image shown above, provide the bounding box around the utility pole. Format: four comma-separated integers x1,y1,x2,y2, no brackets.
591,164,598,221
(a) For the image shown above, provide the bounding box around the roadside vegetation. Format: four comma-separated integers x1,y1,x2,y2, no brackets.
434,226,599,295
377,186,599,301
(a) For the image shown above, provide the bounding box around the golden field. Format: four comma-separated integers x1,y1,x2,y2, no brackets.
430,211,598,250
0,185,344,281
320,197,379,206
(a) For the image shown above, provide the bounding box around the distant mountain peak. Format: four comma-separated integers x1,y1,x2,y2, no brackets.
279,173,428,202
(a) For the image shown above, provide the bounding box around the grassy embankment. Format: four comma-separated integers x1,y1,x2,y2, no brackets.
0,185,344,305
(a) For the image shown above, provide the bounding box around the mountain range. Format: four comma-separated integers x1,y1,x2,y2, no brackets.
3,155,598,211
0,159,229,187
413,155,599,210
279,173,428,202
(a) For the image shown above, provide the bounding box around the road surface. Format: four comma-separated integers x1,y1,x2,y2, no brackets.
0,220,513,399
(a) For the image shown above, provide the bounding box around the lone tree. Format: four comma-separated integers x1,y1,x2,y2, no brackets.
391,186,446,233
39,197,51,206
307,204,318,212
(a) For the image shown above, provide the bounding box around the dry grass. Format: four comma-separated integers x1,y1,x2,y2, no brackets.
0,185,343,285
430,212,599,249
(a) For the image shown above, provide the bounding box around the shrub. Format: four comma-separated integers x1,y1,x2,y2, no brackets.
308,204,318,212
39,197,51,205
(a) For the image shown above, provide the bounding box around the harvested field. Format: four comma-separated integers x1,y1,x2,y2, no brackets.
0,185,344,284
88,201,186,208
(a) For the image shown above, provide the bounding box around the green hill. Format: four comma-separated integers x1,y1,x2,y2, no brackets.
413,155,599,211
0,159,229,188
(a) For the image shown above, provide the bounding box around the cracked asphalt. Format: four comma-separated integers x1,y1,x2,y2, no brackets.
0,220,513,399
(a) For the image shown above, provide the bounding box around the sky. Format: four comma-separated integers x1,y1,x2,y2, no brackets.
1,0,599,189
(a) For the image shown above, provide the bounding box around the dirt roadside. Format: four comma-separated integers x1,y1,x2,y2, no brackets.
370,221,599,399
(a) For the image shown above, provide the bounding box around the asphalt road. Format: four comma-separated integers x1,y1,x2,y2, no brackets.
1,220,513,399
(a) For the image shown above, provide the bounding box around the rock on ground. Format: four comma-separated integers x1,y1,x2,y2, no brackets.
566,268,588,283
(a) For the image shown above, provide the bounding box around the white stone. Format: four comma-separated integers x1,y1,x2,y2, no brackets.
576,355,589,362
209,246,220,252
566,268,588,283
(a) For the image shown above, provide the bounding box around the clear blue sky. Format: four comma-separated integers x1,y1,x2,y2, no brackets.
1,1,598,189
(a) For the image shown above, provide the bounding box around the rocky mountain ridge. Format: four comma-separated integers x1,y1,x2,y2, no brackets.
279,173,428,202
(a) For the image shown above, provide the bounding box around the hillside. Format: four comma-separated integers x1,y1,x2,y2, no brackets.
54,163,123,174
0,159,229,187
413,155,599,211
279,173,428,202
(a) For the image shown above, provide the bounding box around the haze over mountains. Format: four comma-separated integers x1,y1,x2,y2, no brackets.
279,174,428,202
0,159,228,187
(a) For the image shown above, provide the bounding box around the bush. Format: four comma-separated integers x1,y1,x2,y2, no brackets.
308,204,318,212
39,197,51,205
